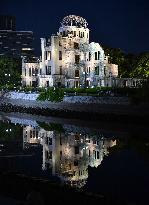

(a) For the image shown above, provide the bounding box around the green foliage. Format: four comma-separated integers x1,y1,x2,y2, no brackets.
103,46,149,78
0,121,22,141
121,53,137,77
63,88,75,93
74,88,86,93
0,57,21,86
37,87,64,102
63,87,138,97
129,78,149,104
37,122,65,132
130,52,149,78
37,91,47,101
103,46,125,76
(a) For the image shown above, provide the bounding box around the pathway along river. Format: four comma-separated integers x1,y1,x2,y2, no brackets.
0,112,149,205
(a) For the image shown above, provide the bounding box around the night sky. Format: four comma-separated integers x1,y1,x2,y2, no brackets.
1,0,149,55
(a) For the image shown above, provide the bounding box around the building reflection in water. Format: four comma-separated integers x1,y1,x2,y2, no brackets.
23,125,116,188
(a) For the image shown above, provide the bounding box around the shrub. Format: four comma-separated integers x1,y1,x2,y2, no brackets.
37,91,47,101
37,87,64,102
47,88,64,102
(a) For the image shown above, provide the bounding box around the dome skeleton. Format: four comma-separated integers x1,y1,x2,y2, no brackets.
61,15,88,28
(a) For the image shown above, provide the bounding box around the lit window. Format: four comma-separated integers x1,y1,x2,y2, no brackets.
22,48,32,50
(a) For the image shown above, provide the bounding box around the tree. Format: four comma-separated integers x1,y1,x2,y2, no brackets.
103,45,149,78
130,52,149,78
121,53,137,77
37,87,64,102
103,46,126,77
0,57,21,87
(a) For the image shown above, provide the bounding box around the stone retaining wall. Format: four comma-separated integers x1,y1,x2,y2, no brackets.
4,91,130,105
63,96,129,105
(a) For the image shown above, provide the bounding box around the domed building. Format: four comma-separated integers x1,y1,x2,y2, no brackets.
22,15,118,88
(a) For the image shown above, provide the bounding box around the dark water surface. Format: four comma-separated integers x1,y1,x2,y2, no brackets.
0,112,149,204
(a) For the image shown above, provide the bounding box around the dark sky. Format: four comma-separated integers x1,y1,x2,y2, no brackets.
1,0,149,55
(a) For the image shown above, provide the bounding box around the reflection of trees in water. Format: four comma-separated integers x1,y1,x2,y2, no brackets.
109,134,149,160
0,120,23,141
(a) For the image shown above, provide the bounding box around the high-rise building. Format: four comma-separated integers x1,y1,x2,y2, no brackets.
0,15,34,58
0,15,16,31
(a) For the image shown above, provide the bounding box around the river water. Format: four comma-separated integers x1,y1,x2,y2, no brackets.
0,112,149,204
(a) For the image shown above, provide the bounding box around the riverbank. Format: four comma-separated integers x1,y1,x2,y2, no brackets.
0,96,149,124
1,91,149,124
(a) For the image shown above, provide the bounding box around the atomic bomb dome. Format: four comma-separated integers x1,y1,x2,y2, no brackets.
22,15,119,88
61,15,88,28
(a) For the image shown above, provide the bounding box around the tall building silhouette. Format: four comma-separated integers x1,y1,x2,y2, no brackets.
0,15,34,58
0,15,16,31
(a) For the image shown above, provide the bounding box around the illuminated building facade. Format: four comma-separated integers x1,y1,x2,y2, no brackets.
22,15,118,88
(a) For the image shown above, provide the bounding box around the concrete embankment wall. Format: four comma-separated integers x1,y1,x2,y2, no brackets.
3,91,130,105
